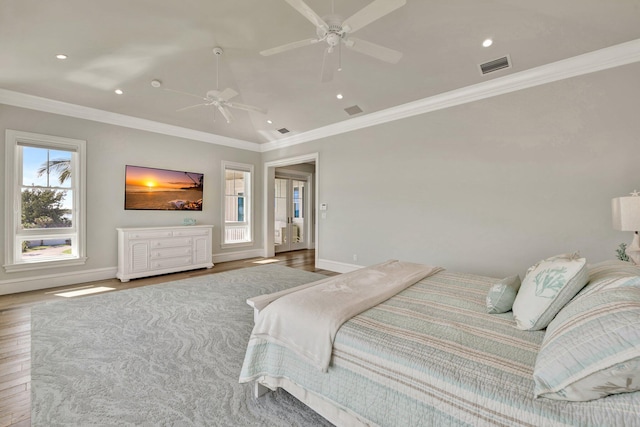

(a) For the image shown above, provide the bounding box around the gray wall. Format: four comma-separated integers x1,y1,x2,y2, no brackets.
0,105,261,286
263,62,640,277
2,61,639,289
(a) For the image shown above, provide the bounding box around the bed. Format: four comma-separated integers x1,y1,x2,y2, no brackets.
239,259,640,427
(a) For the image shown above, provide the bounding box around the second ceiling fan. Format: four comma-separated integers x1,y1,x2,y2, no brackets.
261,0,406,81
154,47,267,124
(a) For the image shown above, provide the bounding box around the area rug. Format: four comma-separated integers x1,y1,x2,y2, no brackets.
31,264,333,426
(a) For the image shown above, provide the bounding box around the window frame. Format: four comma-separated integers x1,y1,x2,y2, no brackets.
4,130,87,272
221,160,253,248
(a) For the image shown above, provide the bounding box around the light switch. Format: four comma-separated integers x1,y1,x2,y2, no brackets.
320,203,328,211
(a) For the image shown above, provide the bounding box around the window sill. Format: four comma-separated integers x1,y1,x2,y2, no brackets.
3,257,88,273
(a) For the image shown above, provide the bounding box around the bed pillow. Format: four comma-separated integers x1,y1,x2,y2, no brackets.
486,275,520,314
576,275,640,300
533,287,640,401
512,253,588,330
587,259,640,283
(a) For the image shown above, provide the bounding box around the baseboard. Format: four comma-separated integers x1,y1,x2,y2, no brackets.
212,248,264,264
0,267,117,296
316,258,363,273
0,253,346,295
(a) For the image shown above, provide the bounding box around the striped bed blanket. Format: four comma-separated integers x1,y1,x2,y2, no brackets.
239,270,640,426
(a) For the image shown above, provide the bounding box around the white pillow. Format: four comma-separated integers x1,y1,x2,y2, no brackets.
512,253,588,330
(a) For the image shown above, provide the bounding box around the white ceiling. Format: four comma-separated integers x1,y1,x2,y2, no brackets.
2,0,640,146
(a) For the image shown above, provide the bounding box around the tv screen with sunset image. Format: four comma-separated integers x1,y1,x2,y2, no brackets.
124,165,203,210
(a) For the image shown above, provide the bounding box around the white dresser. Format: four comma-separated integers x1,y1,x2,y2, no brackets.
116,225,214,282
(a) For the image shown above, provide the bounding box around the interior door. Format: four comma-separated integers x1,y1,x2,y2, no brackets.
275,177,306,253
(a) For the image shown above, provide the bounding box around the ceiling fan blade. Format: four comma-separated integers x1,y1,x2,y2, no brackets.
284,0,329,30
227,102,267,115
218,87,239,102
342,0,406,34
176,103,209,112
260,38,320,56
162,87,207,101
217,105,234,123
346,37,403,63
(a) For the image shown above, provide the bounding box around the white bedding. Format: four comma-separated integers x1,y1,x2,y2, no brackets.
247,260,442,372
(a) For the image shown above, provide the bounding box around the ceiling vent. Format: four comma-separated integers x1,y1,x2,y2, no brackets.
277,128,290,134
478,55,511,75
344,105,363,116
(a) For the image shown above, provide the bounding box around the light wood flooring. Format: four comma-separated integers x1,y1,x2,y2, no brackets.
0,249,335,427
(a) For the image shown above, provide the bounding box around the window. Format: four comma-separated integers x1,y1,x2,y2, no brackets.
4,130,86,272
222,161,253,246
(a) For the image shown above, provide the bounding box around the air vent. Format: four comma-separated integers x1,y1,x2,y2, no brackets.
277,128,290,134
478,55,511,75
344,105,363,116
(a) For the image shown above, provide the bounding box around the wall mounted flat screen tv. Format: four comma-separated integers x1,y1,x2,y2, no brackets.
124,165,204,211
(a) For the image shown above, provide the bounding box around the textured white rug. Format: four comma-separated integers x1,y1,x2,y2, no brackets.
31,265,333,426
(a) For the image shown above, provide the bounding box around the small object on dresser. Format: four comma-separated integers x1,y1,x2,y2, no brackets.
183,218,196,226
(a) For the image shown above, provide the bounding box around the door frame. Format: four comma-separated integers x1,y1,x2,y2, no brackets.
263,153,319,267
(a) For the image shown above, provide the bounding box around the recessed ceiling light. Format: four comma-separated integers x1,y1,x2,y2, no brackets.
56,54,68,60
267,120,273,124
114,89,124,95
336,93,344,100
482,39,493,47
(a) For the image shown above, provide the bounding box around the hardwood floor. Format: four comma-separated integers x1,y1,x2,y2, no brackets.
0,249,334,427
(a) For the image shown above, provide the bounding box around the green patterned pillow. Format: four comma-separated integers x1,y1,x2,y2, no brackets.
512,253,588,330
486,275,520,314
534,287,640,401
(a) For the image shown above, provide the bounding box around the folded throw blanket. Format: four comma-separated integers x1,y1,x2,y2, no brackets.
247,260,443,372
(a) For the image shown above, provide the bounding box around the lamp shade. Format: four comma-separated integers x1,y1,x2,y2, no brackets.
612,196,640,231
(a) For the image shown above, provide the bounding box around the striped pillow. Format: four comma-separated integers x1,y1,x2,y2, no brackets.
587,259,640,282
576,275,640,300
533,287,640,401
512,253,588,330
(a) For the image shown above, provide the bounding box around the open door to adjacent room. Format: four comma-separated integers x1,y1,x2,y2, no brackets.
275,176,307,253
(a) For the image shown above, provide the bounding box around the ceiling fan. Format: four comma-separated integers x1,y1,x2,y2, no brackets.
261,0,406,81
152,47,267,123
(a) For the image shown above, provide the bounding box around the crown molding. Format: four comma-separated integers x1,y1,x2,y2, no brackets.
2,38,640,154
259,38,640,153
0,88,261,152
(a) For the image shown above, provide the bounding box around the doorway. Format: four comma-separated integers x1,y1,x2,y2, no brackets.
275,176,307,253
264,153,319,264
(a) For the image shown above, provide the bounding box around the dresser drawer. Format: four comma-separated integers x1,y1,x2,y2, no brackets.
151,246,192,259
172,229,210,237
151,257,193,270
128,231,173,240
150,237,192,249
